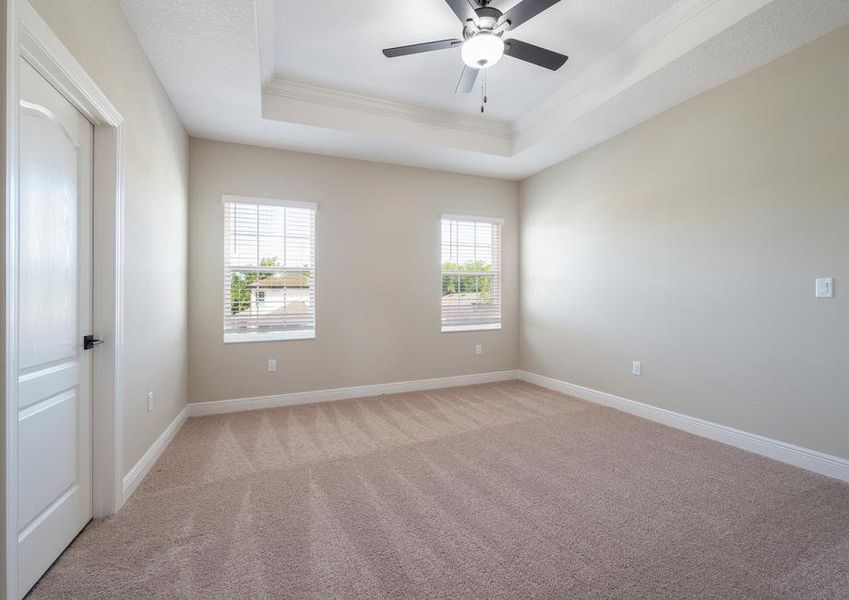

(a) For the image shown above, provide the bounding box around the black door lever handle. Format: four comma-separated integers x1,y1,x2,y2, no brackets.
84,335,104,350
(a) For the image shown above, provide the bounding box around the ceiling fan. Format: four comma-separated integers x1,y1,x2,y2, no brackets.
382,0,568,95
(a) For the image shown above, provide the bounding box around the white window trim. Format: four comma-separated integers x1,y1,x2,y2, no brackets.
222,194,317,211
222,195,317,344
442,323,502,333
440,213,503,334
224,329,315,344
442,213,504,224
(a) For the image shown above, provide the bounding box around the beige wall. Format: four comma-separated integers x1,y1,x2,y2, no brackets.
30,0,189,473
520,25,849,460
188,139,518,403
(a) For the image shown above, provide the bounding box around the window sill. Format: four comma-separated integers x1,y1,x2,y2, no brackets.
441,324,502,333
224,330,315,344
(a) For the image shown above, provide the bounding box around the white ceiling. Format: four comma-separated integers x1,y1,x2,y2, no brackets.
121,0,849,180
273,0,679,123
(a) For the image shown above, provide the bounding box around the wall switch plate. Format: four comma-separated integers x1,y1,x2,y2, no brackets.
815,277,834,298
632,361,642,376
267,358,278,372
475,344,483,356
147,391,154,413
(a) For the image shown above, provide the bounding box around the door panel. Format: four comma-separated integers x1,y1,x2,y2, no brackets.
17,57,93,597
17,363,79,411
18,95,80,370
18,391,79,529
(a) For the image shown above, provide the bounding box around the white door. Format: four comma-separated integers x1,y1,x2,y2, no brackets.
16,57,93,597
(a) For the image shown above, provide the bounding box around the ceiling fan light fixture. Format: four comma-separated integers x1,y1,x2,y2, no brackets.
461,33,504,69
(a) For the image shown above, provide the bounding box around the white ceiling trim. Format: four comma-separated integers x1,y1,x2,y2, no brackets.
264,79,511,138
262,78,513,156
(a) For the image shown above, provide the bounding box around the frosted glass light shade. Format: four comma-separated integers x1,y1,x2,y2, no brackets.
461,33,504,69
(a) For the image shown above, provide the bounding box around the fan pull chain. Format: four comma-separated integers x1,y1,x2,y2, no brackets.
480,72,488,115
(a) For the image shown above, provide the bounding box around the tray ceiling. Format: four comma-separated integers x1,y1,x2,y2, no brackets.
273,0,680,123
121,0,849,179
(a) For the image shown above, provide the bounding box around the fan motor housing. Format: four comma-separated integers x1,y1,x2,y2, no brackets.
463,6,504,39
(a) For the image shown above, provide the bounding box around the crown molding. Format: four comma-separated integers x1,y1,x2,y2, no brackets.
264,78,513,141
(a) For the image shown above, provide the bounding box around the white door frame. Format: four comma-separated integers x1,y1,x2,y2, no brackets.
4,1,125,598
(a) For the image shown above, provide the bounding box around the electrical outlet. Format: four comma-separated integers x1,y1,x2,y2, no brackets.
475,344,483,356
267,358,278,372
632,361,642,376
815,277,834,298
147,391,154,413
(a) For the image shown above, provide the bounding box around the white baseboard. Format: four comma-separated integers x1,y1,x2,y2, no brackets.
122,405,188,503
186,370,520,417
519,370,849,483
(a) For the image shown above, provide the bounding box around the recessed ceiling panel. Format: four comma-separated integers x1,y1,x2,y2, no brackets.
274,0,679,122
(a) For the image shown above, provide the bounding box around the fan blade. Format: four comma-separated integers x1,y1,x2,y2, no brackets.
444,0,478,23
500,0,562,30
454,65,479,94
504,38,568,70
383,38,463,58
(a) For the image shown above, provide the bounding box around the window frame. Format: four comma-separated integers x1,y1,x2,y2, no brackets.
222,195,317,344
440,213,503,333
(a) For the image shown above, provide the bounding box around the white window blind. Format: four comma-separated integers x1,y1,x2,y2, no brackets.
223,196,316,342
441,215,502,332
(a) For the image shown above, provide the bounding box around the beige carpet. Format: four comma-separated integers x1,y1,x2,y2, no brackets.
29,381,849,599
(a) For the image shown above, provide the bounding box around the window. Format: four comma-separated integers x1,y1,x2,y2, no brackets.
223,196,316,342
441,215,502,332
